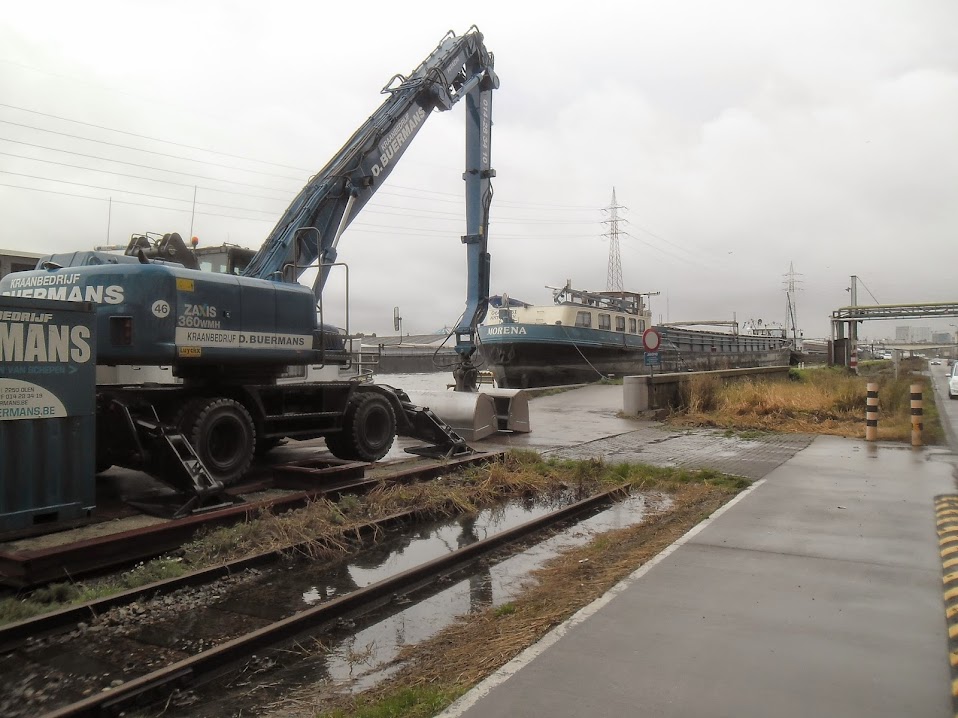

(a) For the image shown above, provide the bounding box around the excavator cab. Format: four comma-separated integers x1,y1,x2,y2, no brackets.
126,232,200,269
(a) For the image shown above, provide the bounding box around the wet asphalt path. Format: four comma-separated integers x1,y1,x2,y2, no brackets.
439,384,958,718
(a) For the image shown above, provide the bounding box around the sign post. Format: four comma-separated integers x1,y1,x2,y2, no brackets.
642,328,662,378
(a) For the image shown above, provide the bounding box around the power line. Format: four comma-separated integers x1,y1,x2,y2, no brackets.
0,137,294,194
0,102,310,172
620,232,710,269
0,156,601,227
0,171,278,215
857,277,880,305
0,150,293,202
0,135,602,216
0,119,306,181
0,181,606,240
381,184,600,211
0,182,277,223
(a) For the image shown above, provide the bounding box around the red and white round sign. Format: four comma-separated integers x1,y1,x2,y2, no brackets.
642,328,661,352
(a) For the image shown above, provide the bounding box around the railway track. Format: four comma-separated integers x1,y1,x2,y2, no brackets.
0,452,500,587
2,485,630,717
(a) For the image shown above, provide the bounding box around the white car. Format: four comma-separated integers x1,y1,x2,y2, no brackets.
949,365,958,400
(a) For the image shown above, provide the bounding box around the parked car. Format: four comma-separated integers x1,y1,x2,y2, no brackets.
931,359,942,365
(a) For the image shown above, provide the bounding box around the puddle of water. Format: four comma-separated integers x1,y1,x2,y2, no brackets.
157,490,670,715
322,492,670,691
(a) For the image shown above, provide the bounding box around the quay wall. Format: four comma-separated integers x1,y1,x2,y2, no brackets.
623,366,791,413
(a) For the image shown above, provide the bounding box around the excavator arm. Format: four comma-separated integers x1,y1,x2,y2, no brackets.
242,28,498,332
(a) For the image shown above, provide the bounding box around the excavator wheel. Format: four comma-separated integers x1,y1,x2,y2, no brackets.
178,397,256,485
325,392,396,462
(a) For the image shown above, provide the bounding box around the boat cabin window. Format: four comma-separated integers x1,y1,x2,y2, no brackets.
615,316,625,332
575,311,592,328
639,320,646,332
598,314,611,330
629,318,637,333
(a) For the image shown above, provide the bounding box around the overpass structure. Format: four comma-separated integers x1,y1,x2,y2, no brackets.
831,300,958,366
868,343,955,351
832,301,958,329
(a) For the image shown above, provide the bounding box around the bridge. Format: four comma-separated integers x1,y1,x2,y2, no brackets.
830,300,958,366
832,301,958,326
866,343,956,352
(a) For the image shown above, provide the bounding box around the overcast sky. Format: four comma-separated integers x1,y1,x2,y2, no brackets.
2,0,956,340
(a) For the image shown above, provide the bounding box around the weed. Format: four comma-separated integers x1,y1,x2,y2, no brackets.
669,365,943,443
318,686,465,718
494,602,517,617
0,597,48,624
337,494,362,514
598,376,624,385
681,374,720,413
30,582,81,604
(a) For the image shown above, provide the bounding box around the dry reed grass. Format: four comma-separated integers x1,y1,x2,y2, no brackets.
671,367,941,443
183,451,690,569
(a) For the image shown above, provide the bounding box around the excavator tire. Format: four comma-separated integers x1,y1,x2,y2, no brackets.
178,397,256,485
325,392,396,462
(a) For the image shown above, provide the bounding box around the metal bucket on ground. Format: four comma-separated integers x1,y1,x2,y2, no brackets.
405,388,532,441
481,388,530,433
405,390,498,441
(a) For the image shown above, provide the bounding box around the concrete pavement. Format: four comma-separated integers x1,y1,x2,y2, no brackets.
440,435,955,718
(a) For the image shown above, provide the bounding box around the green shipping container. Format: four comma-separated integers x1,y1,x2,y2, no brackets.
0,296,97,533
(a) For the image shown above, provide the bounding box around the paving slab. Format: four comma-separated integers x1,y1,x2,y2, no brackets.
442,435,956,718
480,384,815,478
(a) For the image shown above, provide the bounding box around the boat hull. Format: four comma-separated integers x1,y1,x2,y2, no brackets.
478,324,790,389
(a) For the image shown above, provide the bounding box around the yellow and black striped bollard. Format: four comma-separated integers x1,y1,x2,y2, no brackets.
865,382,878,441
911,383,923,447
935,495,958,709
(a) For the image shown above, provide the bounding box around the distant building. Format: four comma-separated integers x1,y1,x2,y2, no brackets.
913,326,932,343
933,332,954,345
0,249,44,280
895,326,911,342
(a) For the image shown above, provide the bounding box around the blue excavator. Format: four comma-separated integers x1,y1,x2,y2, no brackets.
0,27,519,505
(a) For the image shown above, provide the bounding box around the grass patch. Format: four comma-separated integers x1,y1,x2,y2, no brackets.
493,602,517,617
598,376,624,385
670,365,943,443
0,557,188,625
317,686,466,718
